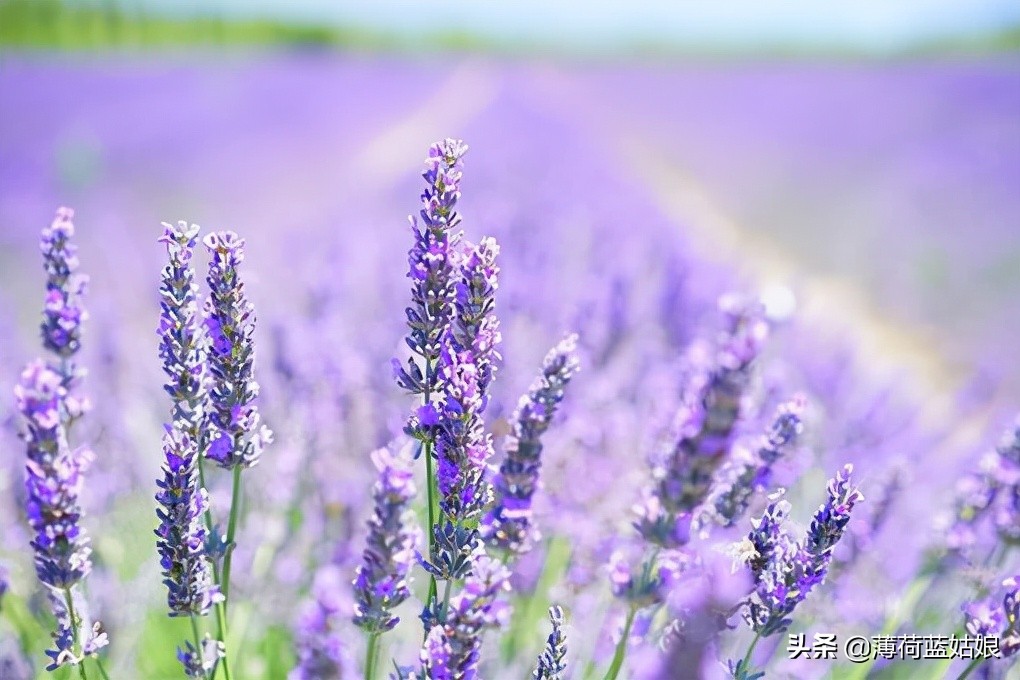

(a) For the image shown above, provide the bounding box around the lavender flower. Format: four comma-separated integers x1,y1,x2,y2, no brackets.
945,417,1020,553
448,237,502,400
484,334,580,556
608,550,686,610
291,566,354,680
178,635,225,678
637,299,768,549
742,465,863,637
394,139,468,403
203,231,273,469
418,626,453,680
39,207,89,413
353,448,419,634
158,221,209,443
155,428,218,616
700,397,804,531
433,343,494,524
16,361,93,591
963,575,1020,658
155,221,218,617
418,552,511,680
993,420,1020,544
533,606,568,680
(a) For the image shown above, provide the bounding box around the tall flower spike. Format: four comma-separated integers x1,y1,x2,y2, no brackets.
352,448,420,633
484,334,580,555
203,230,273,469
637,299,769,549
291,566,355,680
16,362,92,590
158,221,208,443
700,397,804,531
155,221,218,617
16,361,106,669
533,606,568,680
154,428,218,616
394,139,468,403
743,465,863,637
39,208,90,417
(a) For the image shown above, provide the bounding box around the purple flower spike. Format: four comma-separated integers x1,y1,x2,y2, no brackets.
419,625,454,680
962,574,1020,658
449,237,502,401
40,208,89,365
484,334,580,555
353,448,420,634
395,139,468,402
16,360,105,670
16,361,93,590
203,230,273,469
434,342,494,524
177,635,225,678
533,606,568,680
155,221,220,618
291,566,355,680
158,221,208,442
155,428,220,617
700,397,805,531
640,299,769,549
741,465,863,637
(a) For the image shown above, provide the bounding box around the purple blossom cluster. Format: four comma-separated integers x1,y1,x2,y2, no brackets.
1,87,1018,680
700,397,804,531
204,231,273,469
155,221,218,618
12,209,108,674
963,575,1020,658
742,465,864,638
484,334,581,555
39,207,90,418
635,299,769,549
352,448,419,633
945,418,1020,554
418,553,511,679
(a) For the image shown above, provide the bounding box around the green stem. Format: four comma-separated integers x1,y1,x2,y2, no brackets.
956,657,983,680
602,607,636,680
442,579,453,619
740,630,762,675
424,440,439,610
365,633,380,680
62,588,89,680
94,658,112,680
221,465,243,605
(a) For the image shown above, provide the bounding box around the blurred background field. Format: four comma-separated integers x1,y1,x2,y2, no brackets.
1,1,1020,678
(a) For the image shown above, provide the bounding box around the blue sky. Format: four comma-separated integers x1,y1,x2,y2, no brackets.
138,0,1020,51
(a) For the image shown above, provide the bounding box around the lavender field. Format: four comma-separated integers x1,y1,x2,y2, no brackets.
0,54,1019,680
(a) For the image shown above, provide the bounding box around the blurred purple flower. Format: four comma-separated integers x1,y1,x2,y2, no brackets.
700,397,804,531
291,565,355,680
638,299,768,549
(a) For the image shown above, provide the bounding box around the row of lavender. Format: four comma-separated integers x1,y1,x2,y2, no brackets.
0,136,1017,679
